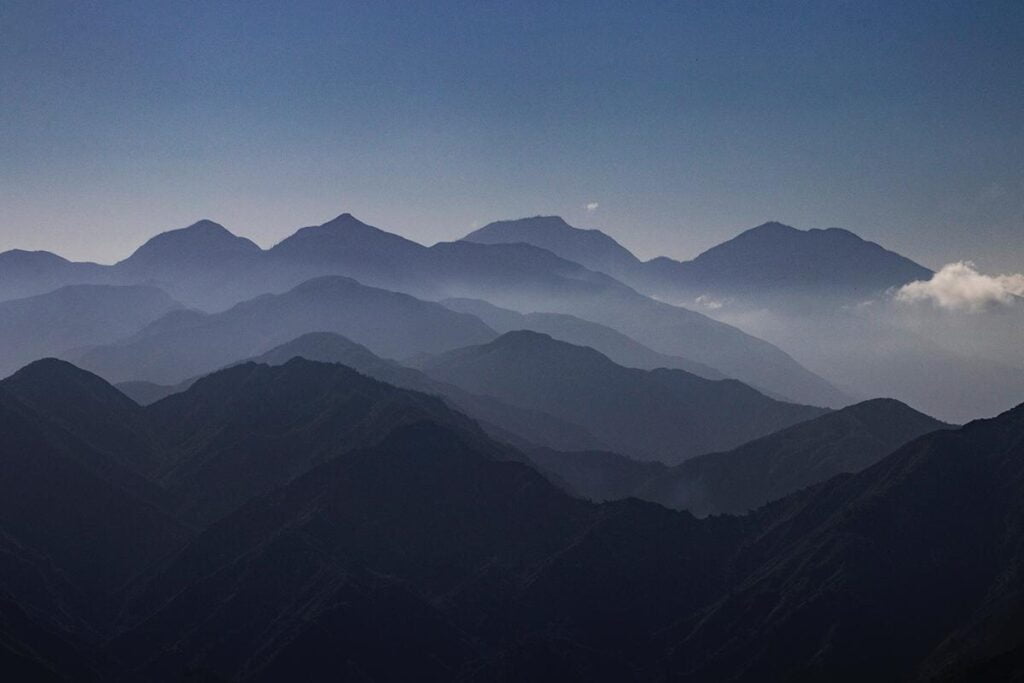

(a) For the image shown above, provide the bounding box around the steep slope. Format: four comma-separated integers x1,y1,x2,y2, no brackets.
116,332,608,453
113,220,265,311
0,284,182,378
462,217,931,304
252,332,607,452
112,422,733,682
2,359,166,481
141,358,504,525
668,221,932,298
0,356,1022,680
640,398,950,515
415,331,826,464
265,213,843,404
464,216,642,282
664,402,1024,682
0,385,186,608
75,276,497,384
442,297,725,380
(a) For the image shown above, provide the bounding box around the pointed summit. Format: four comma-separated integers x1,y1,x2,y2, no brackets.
269,212,426,266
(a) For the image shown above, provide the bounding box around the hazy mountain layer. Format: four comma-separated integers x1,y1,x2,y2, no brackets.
415,330,827,463
0,213,847,406
74,276,496,384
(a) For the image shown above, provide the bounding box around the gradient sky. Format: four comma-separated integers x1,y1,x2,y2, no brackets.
2,1,1022,271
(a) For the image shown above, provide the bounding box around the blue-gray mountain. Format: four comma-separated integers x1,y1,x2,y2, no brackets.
0,213,849,406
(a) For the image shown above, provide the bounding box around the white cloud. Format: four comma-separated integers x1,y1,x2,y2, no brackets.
695,294,724,310
584,202,599,213
896,261,1024,312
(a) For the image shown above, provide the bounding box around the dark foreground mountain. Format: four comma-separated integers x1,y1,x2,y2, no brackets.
535,398,948,514
0,284,182,378
414,330,826,463
74,276,496,384
646,397,950,516
0,358,1022,680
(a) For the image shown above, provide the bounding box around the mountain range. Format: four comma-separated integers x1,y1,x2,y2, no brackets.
531,398,950,515
414,330,826,463
464,216,932,304
0,356,1019,680
0,214,850,407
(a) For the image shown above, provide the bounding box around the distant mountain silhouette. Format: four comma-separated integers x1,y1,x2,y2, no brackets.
119,219,262,268
464,215,642,281
114,220,271,311
0,357,1022,679
441,296,726,380
463,216,932,303
415,330,827,463
0,285,182,378
0,250,110,302
75,276,497,384
0,212,847,406
663,221,933,297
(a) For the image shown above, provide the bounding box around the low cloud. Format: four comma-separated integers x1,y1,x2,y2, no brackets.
896,261,1024,311
585,202,599,213
695,294,725,310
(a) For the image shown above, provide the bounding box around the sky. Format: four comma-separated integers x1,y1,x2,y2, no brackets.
1,0,1022,271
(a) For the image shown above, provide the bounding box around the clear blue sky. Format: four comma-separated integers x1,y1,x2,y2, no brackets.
2,1,1022,270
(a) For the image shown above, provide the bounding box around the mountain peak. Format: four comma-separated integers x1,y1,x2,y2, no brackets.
463,216,640,274
123,219,261,267
686,221,932,293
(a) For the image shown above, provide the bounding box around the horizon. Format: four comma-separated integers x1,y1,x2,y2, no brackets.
3,2,1023,271
2,210,930,270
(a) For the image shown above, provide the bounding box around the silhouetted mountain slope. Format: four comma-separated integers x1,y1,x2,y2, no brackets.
463,216,931,303
415,331,826,463
1,354,1023,680
527,448,668,503
252,332,607,452
0,385,186,605
2,359,165,480
464,216,642,281
0,284,182,378
533,399,949,514
442,297,726,380
199,213,849,405
114,220,265,311
664,402,1024,682
143,358,503,526
116,332,607,453
75,276,497,384
667,221,932,297
0,250,111,303
0,212,845,405
641,398,950,515
268,212,429,285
